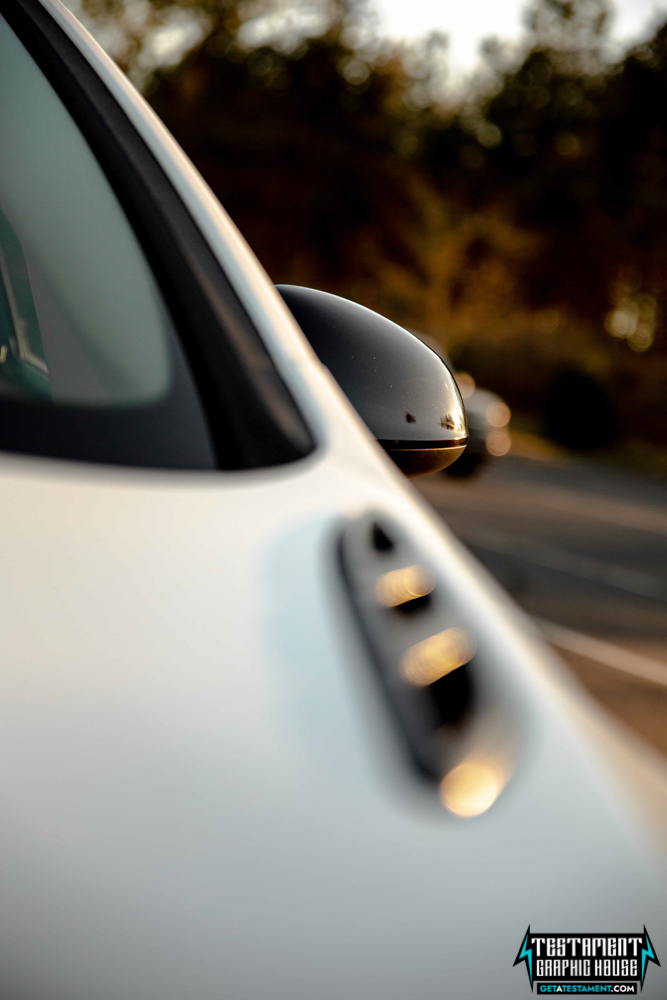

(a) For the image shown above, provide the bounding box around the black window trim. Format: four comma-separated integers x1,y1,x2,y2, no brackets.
1,0,315,470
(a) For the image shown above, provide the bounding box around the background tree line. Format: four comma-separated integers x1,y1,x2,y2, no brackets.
78,0,667,456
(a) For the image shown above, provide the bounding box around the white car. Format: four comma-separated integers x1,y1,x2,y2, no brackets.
0,2,665,999
452,377,512,472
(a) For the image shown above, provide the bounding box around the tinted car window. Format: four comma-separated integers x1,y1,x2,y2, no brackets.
0,8,314,469
0,17,172,408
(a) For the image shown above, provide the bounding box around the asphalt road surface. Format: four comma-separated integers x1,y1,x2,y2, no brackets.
416,452,667,759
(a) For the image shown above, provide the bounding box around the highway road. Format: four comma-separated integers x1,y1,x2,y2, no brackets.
416,452,667,758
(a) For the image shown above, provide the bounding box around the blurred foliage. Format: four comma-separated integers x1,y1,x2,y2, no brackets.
77,0,667,447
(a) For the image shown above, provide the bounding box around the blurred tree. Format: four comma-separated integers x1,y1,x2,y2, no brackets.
526,0,609,53
422,0,612,323
422,0,667,347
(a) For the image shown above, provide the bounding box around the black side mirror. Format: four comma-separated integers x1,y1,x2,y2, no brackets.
277,286,468,476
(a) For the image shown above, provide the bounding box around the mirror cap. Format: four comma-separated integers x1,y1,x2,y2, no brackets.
277,285,468,476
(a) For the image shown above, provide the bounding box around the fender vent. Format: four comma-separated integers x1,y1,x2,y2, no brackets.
339,511,479,782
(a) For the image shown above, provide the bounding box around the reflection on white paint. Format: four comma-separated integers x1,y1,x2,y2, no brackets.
440,760,500,817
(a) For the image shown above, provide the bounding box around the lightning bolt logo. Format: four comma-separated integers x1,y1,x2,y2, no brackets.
513,926,534,990
640,926,660,990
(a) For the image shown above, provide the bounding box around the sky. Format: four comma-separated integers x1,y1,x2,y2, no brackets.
372,0,667,78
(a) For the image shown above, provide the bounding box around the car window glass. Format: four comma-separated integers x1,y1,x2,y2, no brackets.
0,13,170,407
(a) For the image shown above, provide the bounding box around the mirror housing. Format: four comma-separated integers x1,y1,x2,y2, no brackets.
277,286,468,476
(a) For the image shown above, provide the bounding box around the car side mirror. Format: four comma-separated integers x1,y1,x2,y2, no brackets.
277,285,468,476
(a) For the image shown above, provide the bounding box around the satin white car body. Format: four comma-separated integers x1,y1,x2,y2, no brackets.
0,3,665,999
